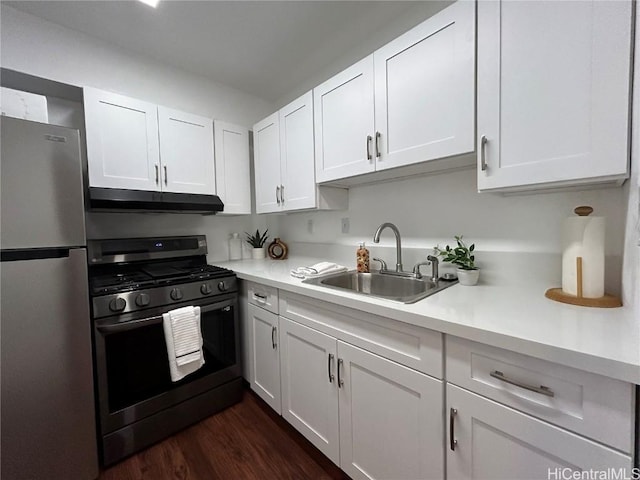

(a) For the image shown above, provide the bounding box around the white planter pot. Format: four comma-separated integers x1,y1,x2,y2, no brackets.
457,268,479,286
252,247,265,259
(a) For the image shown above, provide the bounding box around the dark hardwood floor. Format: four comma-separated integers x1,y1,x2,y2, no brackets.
99,388,350,480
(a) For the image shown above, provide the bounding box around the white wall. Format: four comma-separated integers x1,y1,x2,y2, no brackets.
0,5,273,126
1,4,274,262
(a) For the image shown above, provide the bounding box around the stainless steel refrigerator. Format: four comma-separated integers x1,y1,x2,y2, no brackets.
1,117,98,479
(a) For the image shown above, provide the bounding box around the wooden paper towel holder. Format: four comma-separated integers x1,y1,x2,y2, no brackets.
545,257,622,308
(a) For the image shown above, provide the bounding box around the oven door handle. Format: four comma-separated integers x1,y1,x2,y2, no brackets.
97,315,163,333
96,298,236,334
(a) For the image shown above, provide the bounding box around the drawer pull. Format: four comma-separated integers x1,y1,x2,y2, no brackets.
328,353,335,383
490,370,555,397
449,408,458,451
253,293,267,304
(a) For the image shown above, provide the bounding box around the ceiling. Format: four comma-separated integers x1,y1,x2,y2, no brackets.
5,1,435,103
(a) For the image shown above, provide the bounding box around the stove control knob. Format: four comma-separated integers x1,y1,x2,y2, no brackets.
135,293,150,307
170,288,184,301
201,283,212,295
109,297,126,312
217,281,228,292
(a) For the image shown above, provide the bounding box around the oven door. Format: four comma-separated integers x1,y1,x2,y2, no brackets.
94,295,240,434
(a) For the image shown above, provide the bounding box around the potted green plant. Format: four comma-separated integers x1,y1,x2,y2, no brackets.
245,229,269,259
434,235,479,286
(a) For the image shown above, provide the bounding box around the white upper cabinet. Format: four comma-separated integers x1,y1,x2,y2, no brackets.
477,0,633,192
85,87,221,197
253,112,281,214
314,1,475,184
254,92,348,214
374,0,475,171
279,91,317,211
158,106,215,195
84,87,160,191
214,120,251,215
314,57,376,183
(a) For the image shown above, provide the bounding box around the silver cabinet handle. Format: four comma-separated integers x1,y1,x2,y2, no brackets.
375,131,381,158
480,135,488,172
337,358,344,388
253,293,267,304
328,353,335,383
449,408,458,451
280,184,284,204
271,326,277,349
155,164,159,184
366,135,373,161
276,186,280,205
164,165,168,185
490,370,554,397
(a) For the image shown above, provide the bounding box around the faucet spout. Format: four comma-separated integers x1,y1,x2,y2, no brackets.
373,222,403,272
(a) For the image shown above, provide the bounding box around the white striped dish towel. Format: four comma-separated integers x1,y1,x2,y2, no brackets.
162,306,204,382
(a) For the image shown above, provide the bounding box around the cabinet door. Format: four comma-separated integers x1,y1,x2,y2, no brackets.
158,106,215,195
374,0,475,171
84,87,160,191
249,304,281,413
279,318,339,464
314,57,375,183
253,112,281,214
477,0,632,191
280,91,317,211
446,384,632,479
338,341,443,480
214,120,251,214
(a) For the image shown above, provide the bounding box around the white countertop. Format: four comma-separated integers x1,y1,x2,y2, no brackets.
217,257,640,384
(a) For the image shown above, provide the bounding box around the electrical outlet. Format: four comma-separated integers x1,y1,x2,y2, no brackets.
341,217,350,234
307,219,314,234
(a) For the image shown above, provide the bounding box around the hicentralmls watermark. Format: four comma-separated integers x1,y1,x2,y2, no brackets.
548,468,640,480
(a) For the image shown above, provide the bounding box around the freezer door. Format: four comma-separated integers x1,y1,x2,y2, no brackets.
1,117,86,249
1,248,98,480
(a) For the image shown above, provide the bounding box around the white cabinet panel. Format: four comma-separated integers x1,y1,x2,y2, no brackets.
447,384,632,479
254,112,281,214
249,304,281,413
477,0,632,191
158,106,215,195
314,57,376,183
339,341,443,480
374,0,475,171
279,318,340,464
214,120,251,214
84,87,159,191
280,91,316,211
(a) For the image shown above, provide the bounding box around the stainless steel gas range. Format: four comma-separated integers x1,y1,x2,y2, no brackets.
87,235,242,466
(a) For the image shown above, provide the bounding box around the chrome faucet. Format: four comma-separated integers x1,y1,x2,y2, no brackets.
373,222,404,273
413,255,439,282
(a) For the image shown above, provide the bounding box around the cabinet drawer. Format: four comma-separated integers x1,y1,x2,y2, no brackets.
279,292,442,378
246,282,278,314
446,336,634,453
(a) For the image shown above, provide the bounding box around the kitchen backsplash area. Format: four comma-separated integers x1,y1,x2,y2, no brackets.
272,167,628,293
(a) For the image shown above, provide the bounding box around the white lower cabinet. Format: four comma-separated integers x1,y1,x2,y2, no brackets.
248,303,281,413
279,316,444,480
446,384,632,479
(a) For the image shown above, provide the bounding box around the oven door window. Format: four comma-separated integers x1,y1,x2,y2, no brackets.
103,303,237,414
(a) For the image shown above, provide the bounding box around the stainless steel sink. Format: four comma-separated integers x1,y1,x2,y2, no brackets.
303,271,457,304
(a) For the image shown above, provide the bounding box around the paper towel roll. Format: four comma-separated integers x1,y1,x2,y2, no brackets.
561,215,605,298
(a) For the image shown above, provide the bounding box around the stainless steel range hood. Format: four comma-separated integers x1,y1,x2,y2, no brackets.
89,187,224,214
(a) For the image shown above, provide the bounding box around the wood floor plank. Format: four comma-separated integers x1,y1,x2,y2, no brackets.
99,389,348,480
